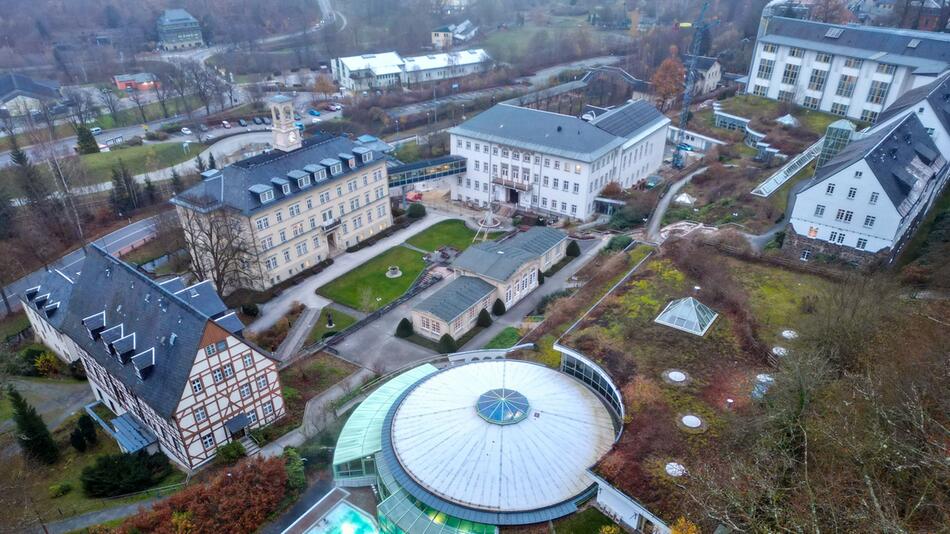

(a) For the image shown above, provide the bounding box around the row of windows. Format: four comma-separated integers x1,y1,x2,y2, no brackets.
254,173,384,230
199,401,275,450
760,44,896,76
264,205,388,270
458,139,592,174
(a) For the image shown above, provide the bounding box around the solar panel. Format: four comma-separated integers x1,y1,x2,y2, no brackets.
825,28,843,39
907,39,920,48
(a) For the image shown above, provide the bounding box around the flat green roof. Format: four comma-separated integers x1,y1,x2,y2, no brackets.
333,364,439,467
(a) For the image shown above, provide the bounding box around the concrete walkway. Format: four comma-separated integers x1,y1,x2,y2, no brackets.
275,307,321,362
646,166,707,242
41,496,163,534
248,213,452,333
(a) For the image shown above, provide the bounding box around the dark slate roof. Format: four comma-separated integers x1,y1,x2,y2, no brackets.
415,276,495,322
21,259,84,330
0,72,60,102
452,228,568,282
760,17,950,73
877,73,950,136
172,134,382,216
504,226,567,256
591,99,668,139
56,246,249,418
683,54,719,72
159,8,198,24
801,114,944,207
448,104,624,162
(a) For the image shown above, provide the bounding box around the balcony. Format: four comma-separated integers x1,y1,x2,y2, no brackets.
491,177,531,192
321,218,341,232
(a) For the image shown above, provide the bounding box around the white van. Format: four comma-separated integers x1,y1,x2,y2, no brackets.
89,127,102,135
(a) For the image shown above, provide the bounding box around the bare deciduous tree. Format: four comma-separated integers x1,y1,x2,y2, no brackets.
177,198,257,294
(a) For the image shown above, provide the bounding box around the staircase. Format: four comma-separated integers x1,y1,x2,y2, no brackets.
240,435,261,456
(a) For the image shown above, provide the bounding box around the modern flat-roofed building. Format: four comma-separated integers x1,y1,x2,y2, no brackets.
157,9,204,51
21,246,285,472
448,100,669,220
411,227,567,341
745,13,950,123
113,73,159,91
172,96,393,292
331,49,491,93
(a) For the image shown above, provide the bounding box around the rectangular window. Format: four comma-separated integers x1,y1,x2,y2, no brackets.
240,383,252,398
762,43,777,54
815,53,832,63
826,183,836,195
256,375,268,390
867,80,890,104
814,204,825,217
753,84,768,97
803,96,820,110
191,379,203,394
243,353,253,367
860,110,878,123
222,363,233,378
844,57,862,69
869,192,879,205
836,75,857,97
778,90,794,102
808,69,828,91
863,215,875,228
201,433,215,449
263,401,275,416
856,238,868,250
781,64,800,85
830,102,848,116
275,211,283,223
800,249,812,261
288,204,300,216
212,369,224,383
204,344,217,356
788,47,804,58
847,187,857,199
247,410,258,424
194,406,207,422
756,59,775,80
255,217,270,230
876,63,896,75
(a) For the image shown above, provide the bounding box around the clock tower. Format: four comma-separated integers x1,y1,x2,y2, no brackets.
269,94,301,152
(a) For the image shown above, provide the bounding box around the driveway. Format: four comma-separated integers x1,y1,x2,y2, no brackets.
333,235,606,374
248,213,453,333
1,377,93,438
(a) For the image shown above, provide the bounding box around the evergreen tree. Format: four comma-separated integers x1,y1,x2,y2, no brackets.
566,240,581,257
75,126,100,154
0,183,15,240
8,386,58,464
437,334,457,353
208,152,217,170
492,298,506,316
109,159,140,215
144,178,159,205
170,168,184,194
476,308,493,327
395,318,414,338
70,428,87,452
195,155,206,173
78,413,97,444
537,269,545,285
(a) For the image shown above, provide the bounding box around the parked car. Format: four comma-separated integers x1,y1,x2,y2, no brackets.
199,124,209,132
238,119,248,127
308,108,321,117
328,103,343,112
89,127,103,135
262,116,272,125
311,117,321,124
222,120,232,129
294,121,304,130
180,127,192,135
253,117,263,125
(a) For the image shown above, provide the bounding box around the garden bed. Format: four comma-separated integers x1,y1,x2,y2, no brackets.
249,303,306,352
482,327,522,349
316,247,426,312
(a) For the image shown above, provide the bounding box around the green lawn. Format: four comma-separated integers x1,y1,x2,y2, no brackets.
307,307,358,344
769,162,816,216
482,327,521,349
0,312,30,340
482,17,586,65
553,506,617,533
0,396,12,422
317,247,426,311
81,142,204,183
406,220,501,252
94,96,203,130
120,238,177,266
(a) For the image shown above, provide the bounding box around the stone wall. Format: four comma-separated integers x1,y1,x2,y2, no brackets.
781,224,888,266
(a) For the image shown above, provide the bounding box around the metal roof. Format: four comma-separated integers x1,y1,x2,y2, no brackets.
414,276,495,323
877,72,950,137
451,228,566,282
333,364,439,468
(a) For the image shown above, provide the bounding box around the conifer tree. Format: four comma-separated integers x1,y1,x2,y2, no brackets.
75,125,100,154
8,385,58,464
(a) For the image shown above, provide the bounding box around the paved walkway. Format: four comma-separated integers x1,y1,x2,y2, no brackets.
41,496,162,534
275,307,321,362
646,166,707,242
248,213,452,333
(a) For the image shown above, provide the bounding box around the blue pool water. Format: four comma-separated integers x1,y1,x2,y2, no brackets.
305,502,378,534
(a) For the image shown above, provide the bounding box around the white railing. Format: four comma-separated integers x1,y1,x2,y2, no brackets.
751,137,824,197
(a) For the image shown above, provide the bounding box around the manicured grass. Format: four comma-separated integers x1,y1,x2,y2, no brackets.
0,312,30,340
482,327,521,349
317,247,426,312
406,220,501,252
119,238,179,266
80,142,204,182
553,506,617,532
307,307,358,344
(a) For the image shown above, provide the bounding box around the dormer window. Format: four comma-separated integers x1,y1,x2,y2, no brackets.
362,152,373,163
261,189,275,203
332,163,342,175
282,183,291,195
317,169,326,181
297,176,311,188
348,158,356,168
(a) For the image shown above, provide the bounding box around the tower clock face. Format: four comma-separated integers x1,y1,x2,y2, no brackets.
288,131,298,143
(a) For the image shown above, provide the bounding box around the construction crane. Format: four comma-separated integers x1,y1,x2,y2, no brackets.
672,2,718,169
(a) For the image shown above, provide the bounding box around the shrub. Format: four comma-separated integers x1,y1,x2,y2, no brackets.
492,298,506,316
438,334,457,353
68,360,87,380
476,309,493,328
78,414,97,445
566,240,581,257
537,269,545,285
215,441,246,466
48,483,72,498
282,386,301,402
283,448,306,491
120,457,287,534
34,352,60,377
606,235,633,251
535,289,573,315
407,203,426,219
80,451,171,497
241,303,260,317
8,385,58,464
70,428,88,452
395,318,414,338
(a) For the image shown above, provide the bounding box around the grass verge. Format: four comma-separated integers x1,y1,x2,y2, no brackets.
482,327,521,349
307,307,358,344
405,219,501,252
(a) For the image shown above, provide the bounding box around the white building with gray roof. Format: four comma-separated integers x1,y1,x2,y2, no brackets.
448,100,669,221
745,13,950,123
411,227,568,341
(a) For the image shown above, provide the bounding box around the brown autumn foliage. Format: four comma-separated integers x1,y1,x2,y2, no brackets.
116,456,287,533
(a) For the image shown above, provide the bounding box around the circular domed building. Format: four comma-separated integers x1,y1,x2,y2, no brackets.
331,355,623,533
